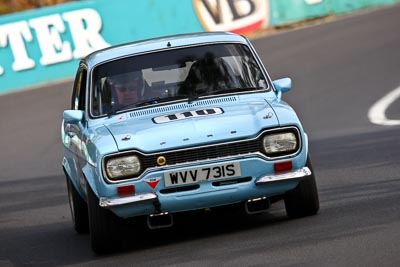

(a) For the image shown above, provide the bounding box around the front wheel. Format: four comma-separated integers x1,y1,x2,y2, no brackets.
284,155,320,218
87,184,122,254
66,176,89,234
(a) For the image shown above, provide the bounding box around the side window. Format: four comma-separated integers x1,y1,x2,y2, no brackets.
71,67,87,110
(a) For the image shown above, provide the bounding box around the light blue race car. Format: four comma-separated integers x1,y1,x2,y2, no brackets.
61,32,319,254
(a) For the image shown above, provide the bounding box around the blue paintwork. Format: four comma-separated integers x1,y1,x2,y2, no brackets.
105,95,279,153
61,32,309,218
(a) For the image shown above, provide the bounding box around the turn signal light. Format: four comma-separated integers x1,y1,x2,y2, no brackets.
117,185,135,196
274,161,293,172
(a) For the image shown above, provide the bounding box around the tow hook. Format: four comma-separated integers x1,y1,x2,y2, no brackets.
245,197,270,214
147,212,174,229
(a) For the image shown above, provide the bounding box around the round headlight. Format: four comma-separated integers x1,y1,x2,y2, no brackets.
263,132,298,156
105,155,142,180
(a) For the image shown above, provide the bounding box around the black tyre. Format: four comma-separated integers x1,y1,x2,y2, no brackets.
284,155,320,218
66,176,89,234
87,184,121,254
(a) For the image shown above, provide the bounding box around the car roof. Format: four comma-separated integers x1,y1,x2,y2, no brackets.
83,32,250,69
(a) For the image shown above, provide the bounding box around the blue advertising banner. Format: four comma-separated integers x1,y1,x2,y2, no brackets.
269,0,330,25
0,0,203,94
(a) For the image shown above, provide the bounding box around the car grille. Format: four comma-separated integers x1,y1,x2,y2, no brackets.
141,139,261,169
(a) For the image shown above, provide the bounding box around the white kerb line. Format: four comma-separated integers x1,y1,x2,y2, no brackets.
368,85,400,126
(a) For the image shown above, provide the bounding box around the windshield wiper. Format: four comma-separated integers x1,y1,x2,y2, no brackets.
187,96,198,104
108,95,188,116
187,92,211,104
135,95,188,107
106,96,188,117
187,94,201,104
134,97,163,107
187,87,264,104
213,86,264,95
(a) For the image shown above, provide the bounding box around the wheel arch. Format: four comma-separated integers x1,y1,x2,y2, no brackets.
82,162,100,199
63,157,98,202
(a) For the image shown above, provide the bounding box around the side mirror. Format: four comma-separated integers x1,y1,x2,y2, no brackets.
273,78,292,100
63,110,84,124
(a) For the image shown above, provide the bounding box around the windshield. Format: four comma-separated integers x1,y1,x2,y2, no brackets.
91,43,269,117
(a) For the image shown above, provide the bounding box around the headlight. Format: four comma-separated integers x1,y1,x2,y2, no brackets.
262,132,298,156
105,155,142,180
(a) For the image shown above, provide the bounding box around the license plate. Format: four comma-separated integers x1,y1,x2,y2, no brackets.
164,162,241,187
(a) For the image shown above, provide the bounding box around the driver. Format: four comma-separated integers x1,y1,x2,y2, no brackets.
113,71,144,106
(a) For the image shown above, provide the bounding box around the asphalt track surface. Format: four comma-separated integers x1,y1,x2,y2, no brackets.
1,4,400,267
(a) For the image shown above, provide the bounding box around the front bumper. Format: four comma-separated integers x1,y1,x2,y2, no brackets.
99,192,157,208
99,167,311,209
256,167,311,185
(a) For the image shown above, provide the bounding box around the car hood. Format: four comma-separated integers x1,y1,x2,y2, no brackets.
104,99,280,153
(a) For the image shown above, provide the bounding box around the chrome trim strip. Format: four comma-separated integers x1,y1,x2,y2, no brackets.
99,192,157,208
102,126,302,184
256,167,311,185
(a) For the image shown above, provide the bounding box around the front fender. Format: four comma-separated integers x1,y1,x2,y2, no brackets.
64,155,104,201
82,162,101,198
